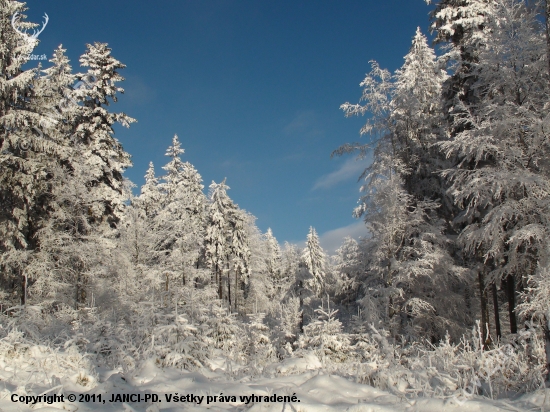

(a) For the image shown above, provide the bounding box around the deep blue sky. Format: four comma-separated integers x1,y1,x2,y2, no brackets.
22,0,434,252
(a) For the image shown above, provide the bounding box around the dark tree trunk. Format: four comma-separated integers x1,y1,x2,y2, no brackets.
543,317,550,383
227,268,232,312
218,269,222,300
299,280,304,333
21,273,26,306
478,269,490,348
212,264,216,286
506,274,518,334
235,268,239,313
491,282,501,341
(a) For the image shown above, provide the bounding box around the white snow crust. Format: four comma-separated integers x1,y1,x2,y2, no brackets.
0,351,548,412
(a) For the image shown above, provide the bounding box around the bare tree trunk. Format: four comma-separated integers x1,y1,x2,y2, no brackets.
543,313,550,383
235,268,239,313
491,282,501,341
218,268,222,300
478,269,491,348
227,267,232,312
299,280,304,333
506,274,518,334
21,272,26,306
165,272,170,307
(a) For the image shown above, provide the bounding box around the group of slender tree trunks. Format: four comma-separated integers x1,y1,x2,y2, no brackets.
478,269,518,346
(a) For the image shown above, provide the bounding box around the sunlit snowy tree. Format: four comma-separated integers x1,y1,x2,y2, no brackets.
302,227,327,297
155,135,206,293
205,179,232,300
71,42,135,231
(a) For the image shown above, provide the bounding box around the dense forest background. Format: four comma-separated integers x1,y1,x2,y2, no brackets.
2,0,550,404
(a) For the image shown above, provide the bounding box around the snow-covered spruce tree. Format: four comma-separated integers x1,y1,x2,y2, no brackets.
71,42,135,232
281,241,300,288
241,212,273,315
29,45,78,151
25,161,115,313
338,29,448,209
264,228,282,285
354,167,469,342
137,161,162,219
296,303,352,364
103,165,164,337
204,179,231,300
339,36,470,342
36,42,135,310
338,28,448,206
22,45,119,313
333,237,363,308
0,3,78,307
390,28,450,208
302,227,327,297
274,295,302,354
435,0,550,343
246,312,276,369
205,182,254,313
155,135,207,295
160,135,207,244
424,0,500,344
427,0,493,134
203,302,244,361
227,207,251,313
151,312,208,371
118,192,157,285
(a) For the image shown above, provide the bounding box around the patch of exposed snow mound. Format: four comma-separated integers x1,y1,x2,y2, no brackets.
270,351,323,375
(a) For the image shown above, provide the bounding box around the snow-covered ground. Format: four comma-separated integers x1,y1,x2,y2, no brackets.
1,349,549,412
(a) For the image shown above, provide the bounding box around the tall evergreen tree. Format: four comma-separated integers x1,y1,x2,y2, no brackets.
137,162,161,219
437,0,550,339
72,42,135,231
0,2,75,306
264,228,282,281
204,179,234,301
155,135,206,291
339,28,470,341
302,227,326,297
390,28,449,206
334,237,363,307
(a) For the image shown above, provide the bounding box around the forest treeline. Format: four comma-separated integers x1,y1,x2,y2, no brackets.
1,0,550,399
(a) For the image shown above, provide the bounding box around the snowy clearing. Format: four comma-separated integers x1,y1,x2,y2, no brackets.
0,355,549,412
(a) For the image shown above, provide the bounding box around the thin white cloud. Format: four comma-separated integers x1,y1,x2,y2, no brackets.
287,221,370,256
312,155,371,190
283,110,317,135
318,221,369,255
